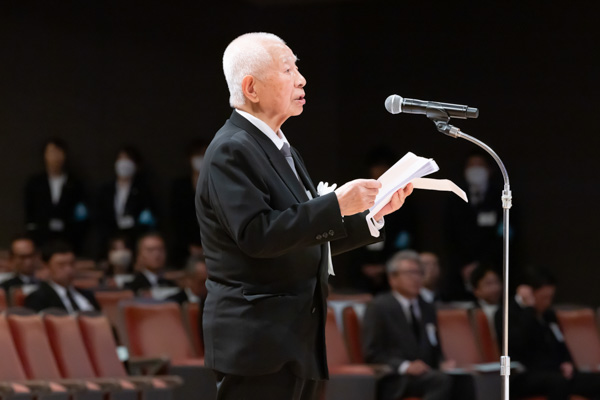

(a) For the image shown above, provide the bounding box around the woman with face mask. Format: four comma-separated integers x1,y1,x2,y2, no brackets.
95,146,158,258
24,138,89,253
99,236,135,288
170,139,207,267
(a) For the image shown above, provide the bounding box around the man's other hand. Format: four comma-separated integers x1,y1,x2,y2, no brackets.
373,183,413,220
335,179,381,216
405,360,430,376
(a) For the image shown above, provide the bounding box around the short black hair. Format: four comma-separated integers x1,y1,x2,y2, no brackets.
470,263,500,289
136,231,165,252
521,267,556,290
41,240,74,263
43,137,68,155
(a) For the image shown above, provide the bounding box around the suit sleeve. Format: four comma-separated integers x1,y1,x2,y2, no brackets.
362,302,406,371
208,140,348,258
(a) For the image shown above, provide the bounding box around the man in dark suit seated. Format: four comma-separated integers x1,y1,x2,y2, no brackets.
196,32,413,400
495,269,600,400
469,264,501,331
363,250,453,400
1,234,40,294
166,256,207,305
25,240,99,312
125,232,176,294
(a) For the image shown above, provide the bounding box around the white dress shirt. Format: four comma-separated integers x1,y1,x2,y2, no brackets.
48,174,67,205
141,269,159,287
48,280,94,313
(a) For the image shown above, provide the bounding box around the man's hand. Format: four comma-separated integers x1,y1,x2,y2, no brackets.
335,179,381,216
373,183,414,220
405,360,430,376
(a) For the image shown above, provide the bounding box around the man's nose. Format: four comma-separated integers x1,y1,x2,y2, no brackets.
296,71,306,88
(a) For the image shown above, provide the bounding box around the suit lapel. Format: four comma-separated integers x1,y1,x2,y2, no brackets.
229,111,309,203
386,293,420,350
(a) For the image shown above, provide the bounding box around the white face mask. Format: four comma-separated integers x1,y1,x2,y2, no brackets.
191,155,204,172
115,159,136,178
109,248,133,268
465,166,489,186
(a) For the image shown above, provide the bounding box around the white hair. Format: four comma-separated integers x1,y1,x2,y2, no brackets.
222,32,286,108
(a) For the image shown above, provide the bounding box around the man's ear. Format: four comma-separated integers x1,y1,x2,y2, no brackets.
241,75,260,104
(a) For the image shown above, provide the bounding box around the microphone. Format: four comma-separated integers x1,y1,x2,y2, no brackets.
385,95,479,119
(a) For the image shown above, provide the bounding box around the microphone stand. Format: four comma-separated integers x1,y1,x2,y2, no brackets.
427,107,512,400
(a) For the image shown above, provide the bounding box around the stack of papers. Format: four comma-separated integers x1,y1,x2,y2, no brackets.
366,152,468,237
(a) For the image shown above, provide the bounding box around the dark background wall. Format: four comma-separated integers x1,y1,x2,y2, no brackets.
0,1,598,304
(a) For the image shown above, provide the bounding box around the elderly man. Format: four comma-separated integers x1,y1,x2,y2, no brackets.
196,32,413,400
1,234,40,294
363,250,453,400
125,232,176,293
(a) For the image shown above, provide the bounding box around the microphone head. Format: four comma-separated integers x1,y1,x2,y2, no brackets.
385,95,403,114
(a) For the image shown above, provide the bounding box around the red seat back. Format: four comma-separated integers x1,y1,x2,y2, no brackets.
10,287,26,307
556,308,600,370
471,308,500,363
342,306,364,363
325,307,351,368
43,313,97,379
121,301,195,361
436,308,482,367
0,288,6,311
78,314,128,378
182,302,203,357
0,314,28,380
94,290,134,343
7,313,62,379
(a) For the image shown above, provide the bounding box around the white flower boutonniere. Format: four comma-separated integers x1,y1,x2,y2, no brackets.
317,181,337,196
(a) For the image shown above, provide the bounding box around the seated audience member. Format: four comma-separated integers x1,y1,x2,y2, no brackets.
495,269,600,400
25,241,100,313
419,251,441,303
470,264,502,325
166,256,208,305
1,234,40,293
100,235,134,288
363,250,453,400
125,233,175,293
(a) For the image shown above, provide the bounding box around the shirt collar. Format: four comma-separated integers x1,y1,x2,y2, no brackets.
235,109,290,151
141,269,159,286
185,288,200,304
48,280,69,297
392,290,418,309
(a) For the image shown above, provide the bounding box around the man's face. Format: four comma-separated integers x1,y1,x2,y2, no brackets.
533,285,556,314
47,252,75,287
254,43,306,125
10,239,36,276
473,270,502,305
44,143,66,172
137,236,166,272
389,259,423,299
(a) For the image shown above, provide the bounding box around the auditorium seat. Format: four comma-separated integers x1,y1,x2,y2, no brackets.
556,308,600,371
181,302,203,357
324,307,385,400
341,306,364,363
0,313,66,400
0,288,6,311
93,289,134,343
437,308,483,367
119,300,216,399
77,312,181,399
471,308,500,363
72,278,100,290
6,310,102,400
8,285,37,307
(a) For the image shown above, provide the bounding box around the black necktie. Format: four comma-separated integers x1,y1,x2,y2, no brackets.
66,289,80,312
409,303,421,341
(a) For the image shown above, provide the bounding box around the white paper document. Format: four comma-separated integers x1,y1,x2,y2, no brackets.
366,152,468,237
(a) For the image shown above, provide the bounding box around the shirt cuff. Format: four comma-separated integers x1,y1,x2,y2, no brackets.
373,217,385,230
398,361,410,375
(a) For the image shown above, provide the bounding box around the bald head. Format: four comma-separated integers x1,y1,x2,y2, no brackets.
223,32,286,108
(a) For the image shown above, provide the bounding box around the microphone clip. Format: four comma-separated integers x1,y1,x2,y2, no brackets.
426,106,462,138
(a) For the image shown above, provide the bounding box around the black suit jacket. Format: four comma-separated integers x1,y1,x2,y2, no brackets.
24,281,100,312
196,110,383,380
24,173,88,251
494,300,572,372
166,289,190,305
124,271,176,293
362,292,443,397
0,275,39,294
